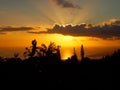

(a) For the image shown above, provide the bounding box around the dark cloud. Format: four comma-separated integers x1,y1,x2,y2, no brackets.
112,20,120,26
0,26,36,33
51,0,80,9
0,32,6,34
29,19,120,39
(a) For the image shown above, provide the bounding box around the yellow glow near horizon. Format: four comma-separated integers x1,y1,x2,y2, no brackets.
62,52,71,60
0,31,120,60
1,31,120,48
61,47,73,60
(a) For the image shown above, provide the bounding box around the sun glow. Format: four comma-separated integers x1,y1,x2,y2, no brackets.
62,53,71,60
61,49,72,60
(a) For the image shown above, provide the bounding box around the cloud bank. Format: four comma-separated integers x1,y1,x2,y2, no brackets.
0,26,36,33
0,32,6,34
51,0,80,9
29,19,120,39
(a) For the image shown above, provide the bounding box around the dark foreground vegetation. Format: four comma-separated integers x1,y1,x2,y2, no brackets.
0,40,119,89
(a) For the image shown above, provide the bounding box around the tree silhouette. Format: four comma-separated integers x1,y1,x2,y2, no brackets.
24,39,38,58
70,47,78,62
56,45,61,60
0,40,117,89
23,40,61,60
38,42,61,59
14,53,19,58
81,44,84,60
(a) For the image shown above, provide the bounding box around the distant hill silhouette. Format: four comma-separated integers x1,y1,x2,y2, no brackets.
0,40,119,89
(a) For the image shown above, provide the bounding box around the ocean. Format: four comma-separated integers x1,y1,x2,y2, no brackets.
0,46,119,60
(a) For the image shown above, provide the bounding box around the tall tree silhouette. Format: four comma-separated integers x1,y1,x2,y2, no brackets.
31,40,37,57
81,44,84,60
24,39,38,58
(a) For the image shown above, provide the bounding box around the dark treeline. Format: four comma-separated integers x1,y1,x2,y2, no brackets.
0,40,119,89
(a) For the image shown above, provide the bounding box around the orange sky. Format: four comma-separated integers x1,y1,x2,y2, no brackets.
0,0,120,59
0,31,120,47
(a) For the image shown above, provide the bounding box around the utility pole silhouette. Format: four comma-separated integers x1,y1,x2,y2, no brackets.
81,44,84,60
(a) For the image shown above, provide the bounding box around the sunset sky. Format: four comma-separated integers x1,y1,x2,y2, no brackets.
0,0,120,59
0,0,120,26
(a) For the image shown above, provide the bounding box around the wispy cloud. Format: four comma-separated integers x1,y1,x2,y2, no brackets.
0,32,6,34
29,19,120,39
51,0,80,9
0,26,38,33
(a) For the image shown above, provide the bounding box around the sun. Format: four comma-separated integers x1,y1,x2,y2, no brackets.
62,52,71,60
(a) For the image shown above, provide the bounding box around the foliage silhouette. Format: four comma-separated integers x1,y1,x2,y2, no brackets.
24,39,38,58
38,42,61,59
24,40,61,62
0,40,119,89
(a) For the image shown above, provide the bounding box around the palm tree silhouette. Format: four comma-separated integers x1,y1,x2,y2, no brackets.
24,39,38,58
24,40,61,60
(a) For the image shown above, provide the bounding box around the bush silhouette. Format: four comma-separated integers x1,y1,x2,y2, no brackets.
0,40,118,89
